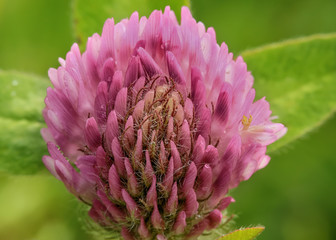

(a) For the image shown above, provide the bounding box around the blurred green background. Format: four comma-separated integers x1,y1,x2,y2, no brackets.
0,0,335,239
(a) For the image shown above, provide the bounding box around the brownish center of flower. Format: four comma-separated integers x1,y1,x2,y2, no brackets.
120,75,196,176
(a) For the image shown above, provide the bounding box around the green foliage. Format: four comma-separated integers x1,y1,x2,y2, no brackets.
73,0,190,49
241,33,336,152
0,0,73,75
192,0,336,54
217,227,264,240
0,174,92,240
0,71,50,174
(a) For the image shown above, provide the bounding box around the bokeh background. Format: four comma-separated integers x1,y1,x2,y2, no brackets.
0,0,335,239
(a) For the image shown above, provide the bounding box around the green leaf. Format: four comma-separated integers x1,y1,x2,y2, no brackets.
217,227,264,240
0,70,50,174
241,33,336,152
73,0,190,49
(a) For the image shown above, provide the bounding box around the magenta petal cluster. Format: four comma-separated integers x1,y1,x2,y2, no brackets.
42,6,286,239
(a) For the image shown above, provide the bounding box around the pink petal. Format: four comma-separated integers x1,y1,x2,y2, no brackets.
166,51,185,85
124,56,140,87
114,87,128,118
122,189,140,218
105,110,119,150
98,18,114,66
184,189,199,217
125,158,139,196
165,182,178,214
158,141,167,174
108,164,122,200
84,117,101,151
134,129,143,168
191,135,206,167
206,209,222,230
151,202,164,229
162,156,174,193
170,141,182,174
144,150,154,187
180,162,197,197
121,227,135,240
97,190,125,221
42,155,60,180
138,217,150,238
179,120,191,155
172,211,187,234
124,115,135,149
111,138,126,177
102,57,115,83
146,175,157,207
137,47,162,77
196,164,213,200
94,81,108,126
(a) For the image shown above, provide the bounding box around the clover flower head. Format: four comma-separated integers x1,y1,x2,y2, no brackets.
42,6,286,239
